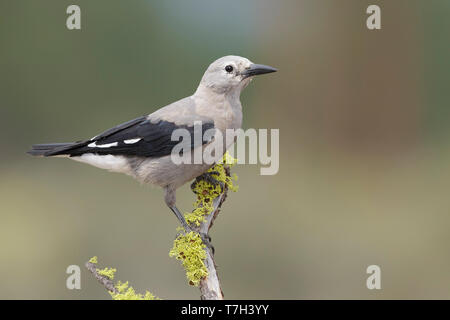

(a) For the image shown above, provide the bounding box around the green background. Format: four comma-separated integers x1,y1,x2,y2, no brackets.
1,0,450,299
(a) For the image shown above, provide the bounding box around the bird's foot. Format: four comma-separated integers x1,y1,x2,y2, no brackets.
199,232,215,255
190,171,224,194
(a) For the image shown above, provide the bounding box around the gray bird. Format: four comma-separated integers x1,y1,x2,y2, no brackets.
28,55,277,239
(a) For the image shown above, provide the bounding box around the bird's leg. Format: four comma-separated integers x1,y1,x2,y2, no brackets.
165,187,191,231
169,205,192,231
190,171,225,194
165,186,214,252
169,205,214,253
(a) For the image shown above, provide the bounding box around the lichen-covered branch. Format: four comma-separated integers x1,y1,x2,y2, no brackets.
198,191,228,300
170,153,238,300
85,256,159,300
86,154,238,300
85,256,119,294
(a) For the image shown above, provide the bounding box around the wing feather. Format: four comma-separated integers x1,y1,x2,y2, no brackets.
46,116,215,158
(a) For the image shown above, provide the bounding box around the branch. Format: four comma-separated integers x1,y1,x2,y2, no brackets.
85,260,118,294
85,155,237,300
197,186,228,300
170,160,236,300
85,257,159,299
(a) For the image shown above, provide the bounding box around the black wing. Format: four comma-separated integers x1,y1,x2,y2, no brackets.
45,116,215,158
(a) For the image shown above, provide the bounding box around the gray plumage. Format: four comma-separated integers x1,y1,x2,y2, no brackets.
28,55,277,234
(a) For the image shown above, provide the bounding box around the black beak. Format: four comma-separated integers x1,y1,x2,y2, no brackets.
242,64,277,79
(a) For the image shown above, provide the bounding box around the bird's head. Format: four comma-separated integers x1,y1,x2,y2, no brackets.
197,55,277,95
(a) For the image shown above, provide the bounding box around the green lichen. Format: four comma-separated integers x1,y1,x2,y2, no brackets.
221,151,239,166
110,281,159,300
169,231,208,286
170,153,238,286
96,267,117,280
185,153,238,226
89,256,159,300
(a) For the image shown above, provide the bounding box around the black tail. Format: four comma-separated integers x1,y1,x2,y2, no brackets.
27,143,75,156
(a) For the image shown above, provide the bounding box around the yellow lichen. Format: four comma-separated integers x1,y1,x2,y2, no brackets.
110,281,159,300
185,153,238,226
89,256,98,264
170,153,238,286
96,267,117,280
220,152,238,166
169,231,208,286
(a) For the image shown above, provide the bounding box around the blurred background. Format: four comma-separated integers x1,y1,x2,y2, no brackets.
1,0,449,299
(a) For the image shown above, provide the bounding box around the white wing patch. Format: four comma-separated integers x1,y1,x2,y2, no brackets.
124,138,141,144
87,139,140,148
88,142,118,148
71,153,131,174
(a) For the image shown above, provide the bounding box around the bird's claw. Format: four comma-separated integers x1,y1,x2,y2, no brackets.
200,232,215,255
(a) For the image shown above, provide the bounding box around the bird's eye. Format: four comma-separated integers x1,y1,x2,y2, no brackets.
225,65,234,73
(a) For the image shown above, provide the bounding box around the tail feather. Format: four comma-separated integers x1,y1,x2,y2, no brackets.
27,143,75,156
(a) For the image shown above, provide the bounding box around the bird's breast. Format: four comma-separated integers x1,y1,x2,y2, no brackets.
193,94,242,131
